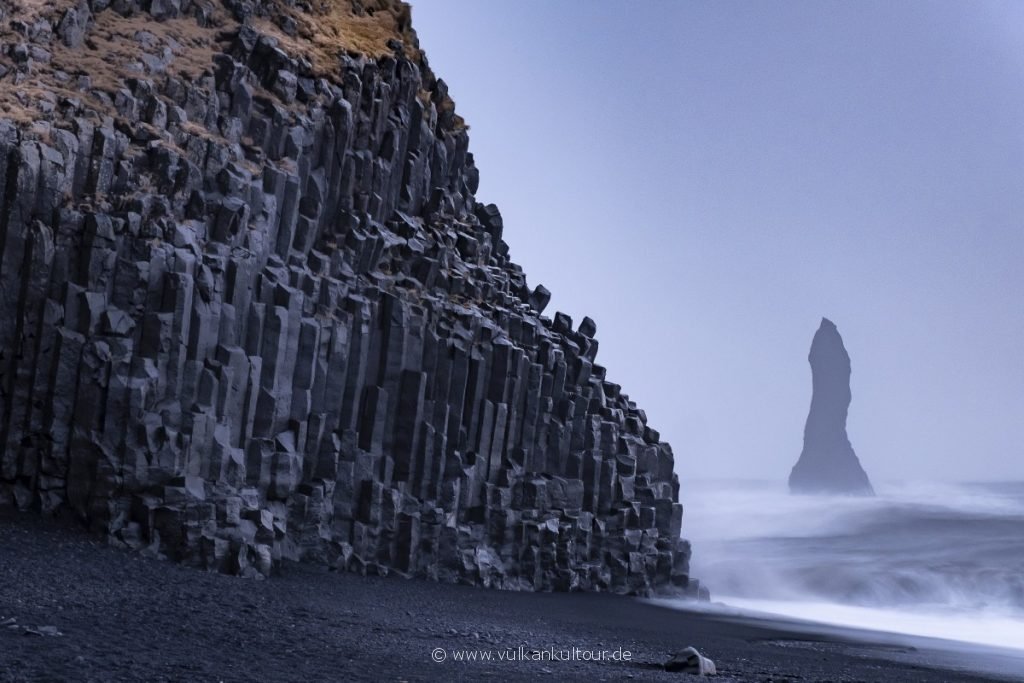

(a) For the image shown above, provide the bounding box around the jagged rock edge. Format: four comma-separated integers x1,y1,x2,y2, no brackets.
0,0,696,596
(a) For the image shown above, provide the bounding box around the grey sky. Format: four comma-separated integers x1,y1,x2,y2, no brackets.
410,0,1024,482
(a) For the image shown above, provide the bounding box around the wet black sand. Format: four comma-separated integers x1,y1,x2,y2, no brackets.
1,508,1020,682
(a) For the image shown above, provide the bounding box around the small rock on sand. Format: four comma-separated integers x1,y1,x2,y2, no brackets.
665,646,716,675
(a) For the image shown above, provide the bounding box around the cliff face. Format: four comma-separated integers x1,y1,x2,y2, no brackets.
789,318,873,496
0,0,693,595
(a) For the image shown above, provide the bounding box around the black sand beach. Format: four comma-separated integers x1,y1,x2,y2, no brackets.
1,509,1020,682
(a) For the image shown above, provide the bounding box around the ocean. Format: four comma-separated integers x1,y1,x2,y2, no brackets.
677,480,1024,651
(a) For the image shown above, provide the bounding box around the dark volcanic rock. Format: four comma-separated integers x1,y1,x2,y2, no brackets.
0,0,694,596
789,318,874,495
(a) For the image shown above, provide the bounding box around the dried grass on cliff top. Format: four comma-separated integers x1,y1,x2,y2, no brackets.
0,0,464,133
57,12,226,91
258,0,421,72
1,0,58,22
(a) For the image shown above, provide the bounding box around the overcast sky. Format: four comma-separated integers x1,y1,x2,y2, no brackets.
411,0,1024,483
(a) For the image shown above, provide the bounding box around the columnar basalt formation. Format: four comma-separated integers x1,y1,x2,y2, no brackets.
789,318,874,496
0,0,695,595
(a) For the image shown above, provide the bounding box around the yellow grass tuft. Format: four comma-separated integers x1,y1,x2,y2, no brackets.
255,0,421,79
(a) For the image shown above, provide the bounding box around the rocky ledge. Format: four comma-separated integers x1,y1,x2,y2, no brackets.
0,0,696,595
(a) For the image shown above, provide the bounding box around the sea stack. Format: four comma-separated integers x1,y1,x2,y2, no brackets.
789,318,874,495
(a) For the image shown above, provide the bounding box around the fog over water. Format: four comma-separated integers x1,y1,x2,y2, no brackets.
411,0,1024,650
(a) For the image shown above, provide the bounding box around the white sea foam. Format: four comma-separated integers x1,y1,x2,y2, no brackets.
706,596,1024,651
677,479,1024,651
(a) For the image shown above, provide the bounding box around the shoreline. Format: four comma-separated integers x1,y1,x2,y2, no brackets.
1,508,1020,682
650,597,1024,681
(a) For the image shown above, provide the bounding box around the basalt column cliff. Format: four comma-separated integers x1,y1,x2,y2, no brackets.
0,0,694,595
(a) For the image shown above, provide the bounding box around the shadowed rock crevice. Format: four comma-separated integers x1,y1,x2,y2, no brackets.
789,318,873,496
0,0,695,596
